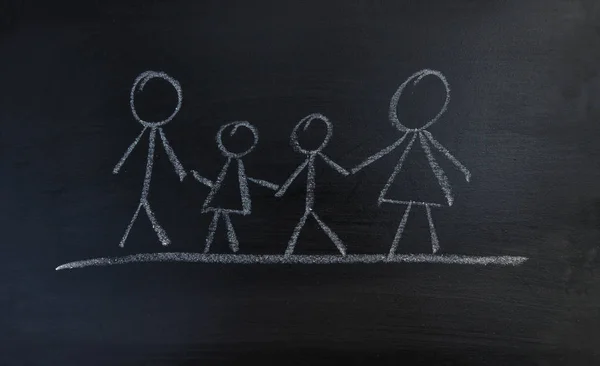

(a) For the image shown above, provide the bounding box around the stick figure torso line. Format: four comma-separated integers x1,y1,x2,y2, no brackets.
113,71,187,247
191,121,279,253
352,69,470,257
275,113,350,256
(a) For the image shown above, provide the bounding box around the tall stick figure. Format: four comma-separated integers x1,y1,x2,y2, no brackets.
352,69,470,257
191,122,279,253
276,113,349,256
113,71,187,247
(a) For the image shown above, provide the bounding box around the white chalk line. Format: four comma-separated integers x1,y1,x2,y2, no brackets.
305,154,317,208
422,130,471,182
318,152,350,176
56,253,529,270
380,199,443,207
425,204,440,254
142,128,157,198
237,159,251,214
388,201,412,258
274,159,309,198
205,211,220,253
143,200,170,246
419,131,454,206
377,133,417,205
311,211,347,255
113,127,147,174
119,202,143,248
248,177,279,191
223,212,240,252
158,128,187,181
201,158,231,212
284,210,309,256
351,132,409,174
191,170,213,188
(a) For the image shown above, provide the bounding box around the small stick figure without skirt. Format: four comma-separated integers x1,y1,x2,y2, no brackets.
352,69,470,257
275,113,350,256
113,71,187,247
191,121,279,253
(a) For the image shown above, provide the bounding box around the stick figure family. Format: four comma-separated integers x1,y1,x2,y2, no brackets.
115,69,470,258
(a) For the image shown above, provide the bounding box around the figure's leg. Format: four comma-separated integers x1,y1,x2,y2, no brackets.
119,202,143,248
387,202,412,259
143,201,170,246
284,210,310,257
310,211,346,256
205,211,221,253
425,204,440,254
223,213,240,253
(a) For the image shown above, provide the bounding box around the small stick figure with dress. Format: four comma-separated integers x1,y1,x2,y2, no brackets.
275,113,350,256
191,121,279,253
113,71,187,247
352,69,471,257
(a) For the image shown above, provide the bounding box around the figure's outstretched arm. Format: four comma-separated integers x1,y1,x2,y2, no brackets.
318,152,349,176
351,132,409,174
421,130,471,182
248,177,279,191
275,159,309,197
158,128,187,181
191,170,213,188
113,127,147,174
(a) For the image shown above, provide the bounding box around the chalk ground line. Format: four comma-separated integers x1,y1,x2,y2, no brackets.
56,253,528,270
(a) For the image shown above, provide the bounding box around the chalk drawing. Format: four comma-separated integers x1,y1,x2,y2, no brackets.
275,113,349,257
55,69,529,270
191,121,279,253
113,71,186,247
56,253,528,270
352,69,470,257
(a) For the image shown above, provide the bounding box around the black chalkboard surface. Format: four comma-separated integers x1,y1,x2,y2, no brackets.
3,0,600,364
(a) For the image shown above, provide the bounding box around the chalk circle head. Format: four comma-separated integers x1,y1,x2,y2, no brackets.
389,69,450,132
216,121,259,158
130,71,183,128
291,113,333,154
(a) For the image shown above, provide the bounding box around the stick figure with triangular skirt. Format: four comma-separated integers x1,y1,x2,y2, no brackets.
275,113,350,256
190,121,279,253
113,71,187,247
352,69,470,258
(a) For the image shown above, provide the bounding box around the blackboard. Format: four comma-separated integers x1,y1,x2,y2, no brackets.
3,0,600,364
